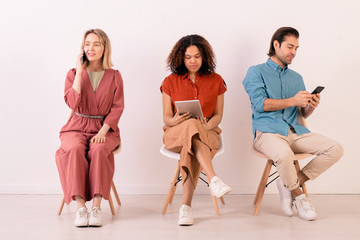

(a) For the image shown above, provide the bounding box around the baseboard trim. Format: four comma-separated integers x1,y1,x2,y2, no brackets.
0,184,358,195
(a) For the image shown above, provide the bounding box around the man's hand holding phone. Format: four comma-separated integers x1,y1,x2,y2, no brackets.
308,86,324,109
293,91,313,107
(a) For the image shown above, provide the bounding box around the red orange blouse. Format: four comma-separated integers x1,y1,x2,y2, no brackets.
160,73,227,118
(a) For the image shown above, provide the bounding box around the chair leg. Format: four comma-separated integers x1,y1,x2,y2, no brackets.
301,183,309,198
111,181,121,206
58,195,65,215
162,161,181,214
169,178,177,204
253,160,272,205
294,160,309,198
108,194,115,216
220,196,225,205
211,195,220,215
254,160,273,215
169,162,181,205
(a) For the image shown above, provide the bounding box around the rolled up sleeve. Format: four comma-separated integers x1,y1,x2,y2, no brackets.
242,67,268,113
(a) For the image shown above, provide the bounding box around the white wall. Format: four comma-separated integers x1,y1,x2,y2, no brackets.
0,0,359,195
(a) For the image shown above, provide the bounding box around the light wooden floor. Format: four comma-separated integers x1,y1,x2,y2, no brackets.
0,194,359,240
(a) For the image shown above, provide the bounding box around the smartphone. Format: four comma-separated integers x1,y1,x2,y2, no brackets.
81,51,88,64
311,86,324,94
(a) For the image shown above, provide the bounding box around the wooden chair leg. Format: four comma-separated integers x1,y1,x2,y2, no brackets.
162,161,181,214
254,160,273,215
108,194,115,216
294,160,309,198
301,183,309,198
169,177,177,204
294,160,301,173
111,181,121,206
211,195,220,215
58,196,65,215
169,162,181,205
253,160,272,205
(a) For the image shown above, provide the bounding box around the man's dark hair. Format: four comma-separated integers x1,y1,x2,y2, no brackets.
268,27,299,57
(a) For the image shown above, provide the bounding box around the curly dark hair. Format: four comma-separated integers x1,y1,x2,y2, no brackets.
167,34,216,75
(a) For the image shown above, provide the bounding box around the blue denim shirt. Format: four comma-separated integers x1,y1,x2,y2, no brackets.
242,59,310,137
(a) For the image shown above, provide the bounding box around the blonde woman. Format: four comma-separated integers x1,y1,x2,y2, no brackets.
56,29,124,227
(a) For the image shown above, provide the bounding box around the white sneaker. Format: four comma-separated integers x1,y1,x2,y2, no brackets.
74,207,88,227
276,179,293,216
88,207,103,227
294,194,316,221
209,176,232,198
178,204,193,226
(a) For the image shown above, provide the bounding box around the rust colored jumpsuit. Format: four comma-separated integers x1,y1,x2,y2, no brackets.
56,68,124,204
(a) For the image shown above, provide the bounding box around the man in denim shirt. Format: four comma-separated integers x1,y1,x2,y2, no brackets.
243,27,343,221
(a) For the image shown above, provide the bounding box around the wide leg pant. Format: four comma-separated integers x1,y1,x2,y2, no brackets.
56,131,119,204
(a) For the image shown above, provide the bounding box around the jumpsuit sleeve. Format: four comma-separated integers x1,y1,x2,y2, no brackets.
103,70,125,131
63,69,81,111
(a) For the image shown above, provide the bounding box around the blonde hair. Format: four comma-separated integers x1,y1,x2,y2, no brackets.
81,28,113,69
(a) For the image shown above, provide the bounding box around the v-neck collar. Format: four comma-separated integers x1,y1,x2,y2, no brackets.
83,69,108,95
87,69,106,93
81,69,109,115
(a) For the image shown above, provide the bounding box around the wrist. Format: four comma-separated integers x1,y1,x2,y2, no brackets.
286,97,295,107
168,117,177,127
98,129,107,135
76,67,84,74
307,104,315,112
170,119,177,127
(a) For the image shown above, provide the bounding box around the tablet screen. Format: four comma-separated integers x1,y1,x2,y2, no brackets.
174,100,204,118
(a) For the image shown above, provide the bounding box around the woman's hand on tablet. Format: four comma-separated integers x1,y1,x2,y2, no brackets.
171,111,191,126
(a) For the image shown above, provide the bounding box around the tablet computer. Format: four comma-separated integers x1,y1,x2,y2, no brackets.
174,100,204,119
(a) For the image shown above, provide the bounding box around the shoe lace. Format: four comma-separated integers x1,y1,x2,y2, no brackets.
212,178,222,190
92,207,100,217
299,198,314,211
79,209,87,218
180,207,191,218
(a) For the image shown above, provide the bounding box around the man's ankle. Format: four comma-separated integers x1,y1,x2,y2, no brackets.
291,188,303,199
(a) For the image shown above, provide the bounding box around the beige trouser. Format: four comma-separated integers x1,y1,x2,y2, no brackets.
253,129,343,190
